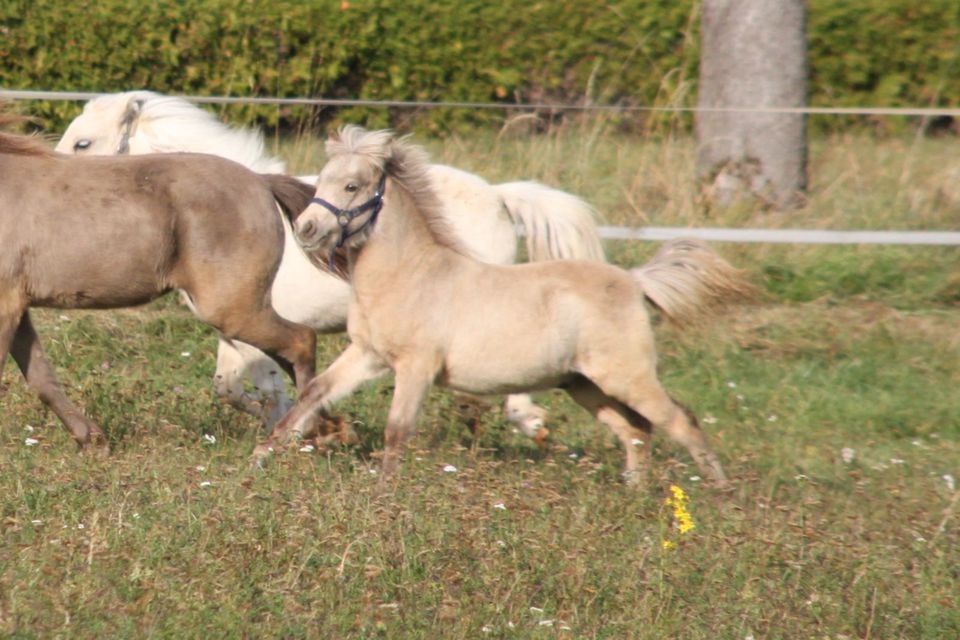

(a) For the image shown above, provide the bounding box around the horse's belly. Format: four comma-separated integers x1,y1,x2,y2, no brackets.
440,347,573,396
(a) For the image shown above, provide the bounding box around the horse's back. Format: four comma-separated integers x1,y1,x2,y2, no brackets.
0,152,282,308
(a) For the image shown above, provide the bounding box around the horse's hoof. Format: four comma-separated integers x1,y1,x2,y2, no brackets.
251,444,275,470
533,427,550,448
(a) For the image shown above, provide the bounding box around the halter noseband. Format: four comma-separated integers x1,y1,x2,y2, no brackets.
309,172,387,251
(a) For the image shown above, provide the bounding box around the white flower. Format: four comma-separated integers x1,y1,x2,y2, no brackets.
132,513,141,519
298,444,316,453
631,438,645,447
481,625,493,634
689,475,702,482
943,474,956,492
24,425,34,433
180,351,191,357
196,465,205,472
911,439,923,447
442,464,458,473
31,519,42,526
568,452,578,459
890,458,905,465
202,433,216,444
24,437,39,447
493,502,506,510
368,468,378,475
727,381,737,388
77,523,84,530
841,447,855,464
199,481,212,488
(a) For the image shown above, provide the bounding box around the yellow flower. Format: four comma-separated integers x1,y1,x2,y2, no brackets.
660,484,696,551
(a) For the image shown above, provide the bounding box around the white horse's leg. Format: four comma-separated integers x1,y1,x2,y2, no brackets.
503,394,549,445
214,338,292,427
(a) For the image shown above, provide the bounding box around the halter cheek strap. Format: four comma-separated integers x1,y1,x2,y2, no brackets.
116,98,145,155
309,172,388,251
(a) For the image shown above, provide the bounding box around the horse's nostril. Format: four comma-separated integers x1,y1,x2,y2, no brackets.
297,219,316,242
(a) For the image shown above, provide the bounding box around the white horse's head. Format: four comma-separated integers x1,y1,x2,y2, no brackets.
56,91,159,156
55,90,287,173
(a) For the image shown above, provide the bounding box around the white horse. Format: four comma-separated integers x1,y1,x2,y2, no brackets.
255,127,749,486
56,90,606,437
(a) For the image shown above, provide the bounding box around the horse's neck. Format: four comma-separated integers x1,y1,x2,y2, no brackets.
354,186,453,281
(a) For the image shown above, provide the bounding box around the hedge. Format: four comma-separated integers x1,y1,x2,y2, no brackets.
1,0,958,133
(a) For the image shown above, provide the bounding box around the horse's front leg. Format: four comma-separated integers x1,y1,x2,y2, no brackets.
379,364,435,486
252,343,388,467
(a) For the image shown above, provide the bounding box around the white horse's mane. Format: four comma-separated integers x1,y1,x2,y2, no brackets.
90,90,287,173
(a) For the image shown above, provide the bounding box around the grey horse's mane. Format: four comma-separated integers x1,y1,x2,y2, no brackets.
327,126,470,255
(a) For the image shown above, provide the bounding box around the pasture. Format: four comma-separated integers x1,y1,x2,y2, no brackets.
1,125,958,638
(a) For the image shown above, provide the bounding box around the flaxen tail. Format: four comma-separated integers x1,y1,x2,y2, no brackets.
630,239,755,324
494,181,606,262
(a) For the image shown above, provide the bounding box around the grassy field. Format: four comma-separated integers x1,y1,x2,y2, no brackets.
1,125,958,638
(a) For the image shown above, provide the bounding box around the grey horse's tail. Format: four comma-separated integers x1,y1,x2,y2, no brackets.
630,238,756,324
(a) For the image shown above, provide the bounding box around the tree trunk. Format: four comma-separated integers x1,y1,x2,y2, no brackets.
696,0,808,209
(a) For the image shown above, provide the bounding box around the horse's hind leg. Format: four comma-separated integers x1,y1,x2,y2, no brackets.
565,377,654,486
194,297,316,394
616,379,726,486
10,312,106,449
580,358,727,486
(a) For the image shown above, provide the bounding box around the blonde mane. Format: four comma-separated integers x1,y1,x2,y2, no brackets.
327,126,471,255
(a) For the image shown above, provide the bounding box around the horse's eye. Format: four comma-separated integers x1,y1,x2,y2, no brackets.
345,183,359,193
73,139,92,152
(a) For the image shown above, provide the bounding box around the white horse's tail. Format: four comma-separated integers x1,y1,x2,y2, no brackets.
630,239,756,324
493,181,606,262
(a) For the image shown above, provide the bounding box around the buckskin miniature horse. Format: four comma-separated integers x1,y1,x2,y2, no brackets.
0,115,317,449
255,127,752,487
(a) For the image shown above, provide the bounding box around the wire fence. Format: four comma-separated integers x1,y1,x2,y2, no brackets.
4,88,959,246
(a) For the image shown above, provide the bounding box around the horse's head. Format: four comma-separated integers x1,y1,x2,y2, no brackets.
55,92,156,156
295,126,396,259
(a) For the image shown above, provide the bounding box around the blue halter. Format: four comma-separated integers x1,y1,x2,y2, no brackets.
309,173,387,252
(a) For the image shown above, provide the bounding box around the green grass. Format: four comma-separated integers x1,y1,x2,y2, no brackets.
1,130,959,638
